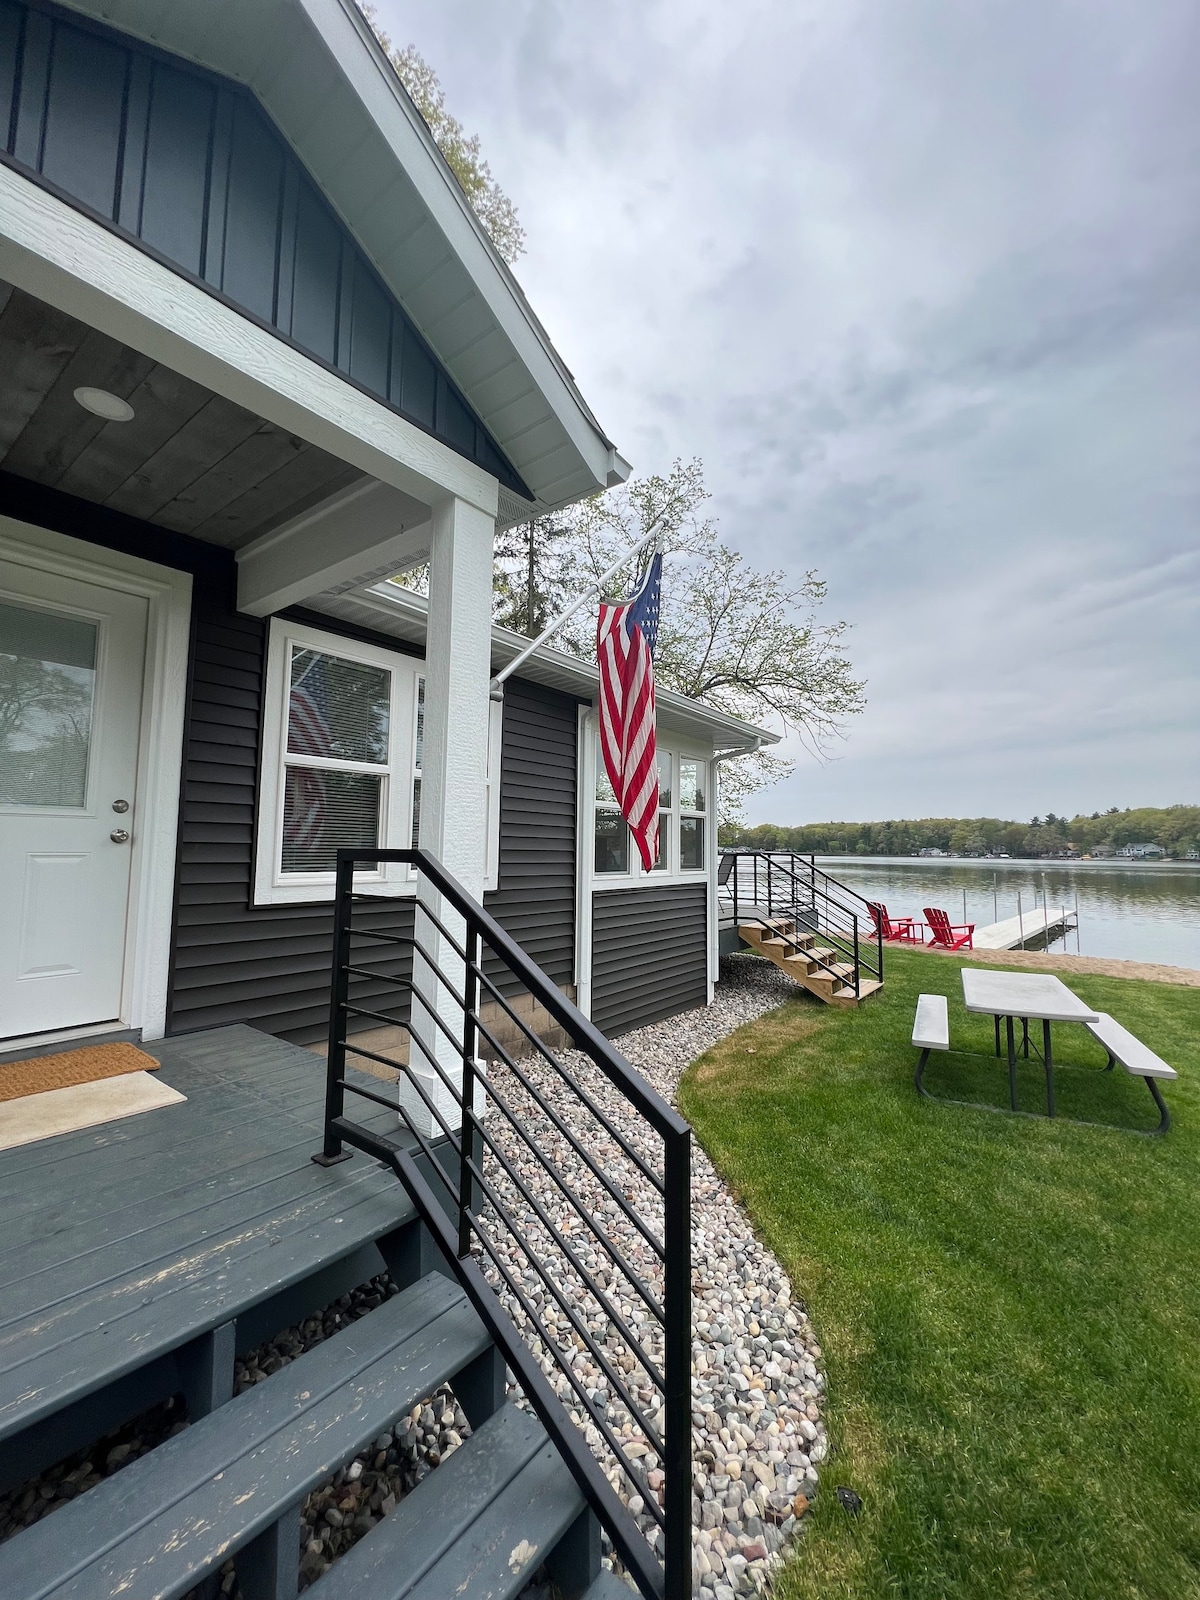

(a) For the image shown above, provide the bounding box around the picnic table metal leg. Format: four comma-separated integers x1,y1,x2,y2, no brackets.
1146,1078,1170,1135
994,1015,1001,1057
1042,1019,1055,1118
1022,1018,1030,1059
1006,1016,1017,1111
914,1047,932,1098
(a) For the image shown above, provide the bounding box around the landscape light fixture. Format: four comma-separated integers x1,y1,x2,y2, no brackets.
73,386,135,423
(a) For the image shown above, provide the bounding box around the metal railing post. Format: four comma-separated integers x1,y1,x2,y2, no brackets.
663,1128,692,1600
314,852,356,1166
852,914,860,998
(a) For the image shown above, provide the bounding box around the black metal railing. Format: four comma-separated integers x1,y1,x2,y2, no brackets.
719,849,884,995
316,849,692,1600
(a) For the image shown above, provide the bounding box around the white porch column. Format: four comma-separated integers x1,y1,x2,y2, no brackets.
403,495,496,1138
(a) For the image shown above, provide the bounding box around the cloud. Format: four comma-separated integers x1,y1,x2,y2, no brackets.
375,0,1200,821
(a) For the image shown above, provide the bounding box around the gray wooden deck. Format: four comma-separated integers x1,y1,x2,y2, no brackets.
0,1024,416,1490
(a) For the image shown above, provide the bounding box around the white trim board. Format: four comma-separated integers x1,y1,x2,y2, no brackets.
0,517,191,1043
254,616,501,905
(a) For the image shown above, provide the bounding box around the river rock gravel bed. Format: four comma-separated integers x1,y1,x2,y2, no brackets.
479,955,826,1597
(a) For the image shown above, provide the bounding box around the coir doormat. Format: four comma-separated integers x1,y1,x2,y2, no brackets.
0,1041,161,1103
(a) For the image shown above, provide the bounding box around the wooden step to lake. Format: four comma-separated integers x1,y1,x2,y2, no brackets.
738,922,883,1009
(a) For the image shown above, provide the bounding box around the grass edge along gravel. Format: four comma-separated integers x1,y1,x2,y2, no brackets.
678,947,1200,1600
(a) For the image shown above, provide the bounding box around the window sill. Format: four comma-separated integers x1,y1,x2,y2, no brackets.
592,870,709,892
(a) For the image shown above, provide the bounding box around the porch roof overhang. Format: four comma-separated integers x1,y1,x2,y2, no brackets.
51,0,627,521
309,580,780,755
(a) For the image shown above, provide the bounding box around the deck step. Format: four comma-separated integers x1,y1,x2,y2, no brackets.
0,1272,491,1600
308,1402,589,1600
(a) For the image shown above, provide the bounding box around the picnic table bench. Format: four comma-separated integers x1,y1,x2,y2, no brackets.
911,980,1176,1134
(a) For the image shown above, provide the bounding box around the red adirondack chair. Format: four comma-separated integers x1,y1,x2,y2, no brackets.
923,907,974,950
868,902,920,943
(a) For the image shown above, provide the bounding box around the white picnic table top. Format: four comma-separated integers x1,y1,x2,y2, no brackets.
960,968,1099,1023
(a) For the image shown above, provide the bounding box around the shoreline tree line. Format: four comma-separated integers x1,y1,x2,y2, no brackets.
721,805,1200,859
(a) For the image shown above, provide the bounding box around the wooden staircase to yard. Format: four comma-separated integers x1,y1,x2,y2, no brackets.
739,915,883,1007
721,850,886,1008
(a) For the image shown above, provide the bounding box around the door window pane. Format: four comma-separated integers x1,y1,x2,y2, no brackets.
595,810,630,874
281,768,381,873
0,602,96,806
412,677,424,846
680,815,705,870
288,648,389,762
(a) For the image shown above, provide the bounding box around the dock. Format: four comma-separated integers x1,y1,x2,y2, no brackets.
974,907,1079,950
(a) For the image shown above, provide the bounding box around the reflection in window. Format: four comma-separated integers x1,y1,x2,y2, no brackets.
412,677,424,847
652,752,671,871
288,648,389,761
595,755,630,873
679,759,706,870
595,809,630,874
0,602,96,807
281,768,381,872
281,644,390,876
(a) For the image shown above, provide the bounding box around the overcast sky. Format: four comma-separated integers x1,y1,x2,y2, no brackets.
376,0,1199,825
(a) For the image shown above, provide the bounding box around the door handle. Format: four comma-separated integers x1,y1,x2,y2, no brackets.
110,829,130,844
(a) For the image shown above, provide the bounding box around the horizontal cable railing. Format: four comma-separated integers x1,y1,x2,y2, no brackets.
719,849,884,993
317,849,692,1600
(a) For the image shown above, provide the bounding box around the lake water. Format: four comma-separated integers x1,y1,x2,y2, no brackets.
808,856,1200,970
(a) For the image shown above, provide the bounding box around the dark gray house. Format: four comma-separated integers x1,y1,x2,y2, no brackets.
0,7,773,1597
0,0,769,1063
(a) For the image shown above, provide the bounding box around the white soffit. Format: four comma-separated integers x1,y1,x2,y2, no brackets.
53,0,627,515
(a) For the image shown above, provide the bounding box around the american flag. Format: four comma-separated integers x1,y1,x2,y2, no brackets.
285,653,332,854
597,550,662,872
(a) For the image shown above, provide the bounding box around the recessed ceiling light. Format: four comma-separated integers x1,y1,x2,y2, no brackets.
74,386,135,423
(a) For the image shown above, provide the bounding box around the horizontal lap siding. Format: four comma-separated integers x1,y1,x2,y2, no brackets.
590,885,709,1037
168,599,415,1045
483,681,577,996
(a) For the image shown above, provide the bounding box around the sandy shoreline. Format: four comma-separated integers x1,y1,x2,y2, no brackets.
893,940,1200,987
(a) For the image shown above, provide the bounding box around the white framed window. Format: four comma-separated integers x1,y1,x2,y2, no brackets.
678,757,707,870
590,734,707,886
254,619,500,905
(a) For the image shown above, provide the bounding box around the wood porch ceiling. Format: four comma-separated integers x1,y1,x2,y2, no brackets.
0,281,366,548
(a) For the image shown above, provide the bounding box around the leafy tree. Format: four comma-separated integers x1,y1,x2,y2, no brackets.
722,805,1200,858
501,459,866,822
357,7,525,264
493,518,572,637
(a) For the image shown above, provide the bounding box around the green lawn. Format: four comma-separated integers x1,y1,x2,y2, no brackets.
678,949,1200,1600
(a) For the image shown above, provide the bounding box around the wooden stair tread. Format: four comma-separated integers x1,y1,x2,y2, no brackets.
309,1402,586,1600
0,1273,491,1600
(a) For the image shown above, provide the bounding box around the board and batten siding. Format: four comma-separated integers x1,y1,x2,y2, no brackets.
590,884,709,1038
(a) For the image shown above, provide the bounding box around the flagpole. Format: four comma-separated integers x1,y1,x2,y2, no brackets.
490,506,675,699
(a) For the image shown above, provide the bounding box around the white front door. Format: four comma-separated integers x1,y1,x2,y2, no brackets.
0,561,148,1040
